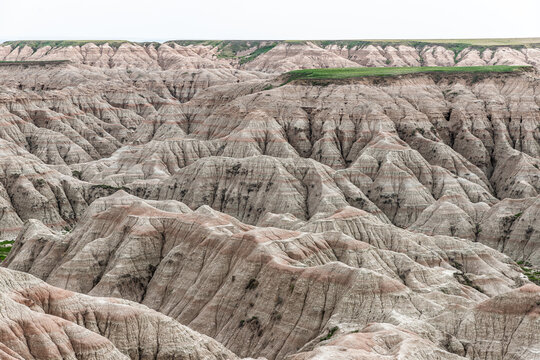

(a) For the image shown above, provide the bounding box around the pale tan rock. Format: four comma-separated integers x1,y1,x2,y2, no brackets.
0,42,539,360
2,42,540,71
287,323,465,360
0,267,239,359
477,196,540,265
5,191,531,359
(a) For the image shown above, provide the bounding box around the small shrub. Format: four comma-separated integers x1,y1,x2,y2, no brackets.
519,263,540,285
473,224,482,239
72,170,82,179
245,278,259,290
319,326,339,342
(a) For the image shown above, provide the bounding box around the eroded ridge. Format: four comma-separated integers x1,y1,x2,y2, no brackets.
0,42,539,360
5,192,539,359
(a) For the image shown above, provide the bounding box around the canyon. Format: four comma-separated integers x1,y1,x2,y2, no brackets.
0,40,539,360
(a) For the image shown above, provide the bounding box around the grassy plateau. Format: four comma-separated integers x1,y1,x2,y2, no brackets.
283,65,531,83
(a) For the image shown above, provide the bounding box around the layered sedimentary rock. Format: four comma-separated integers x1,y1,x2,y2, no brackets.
476,196,540,266
1,41,540,360
5,192,538,359
2,41,540,72
0,57,539,278
0,139,89,238
287,323,466,360
0,267,238,359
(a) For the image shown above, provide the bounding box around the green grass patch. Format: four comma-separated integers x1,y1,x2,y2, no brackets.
283,65,531,84
319,326,339,342
0,240,14,261
167,40,277,63
239,43,277,64
518,262,540,285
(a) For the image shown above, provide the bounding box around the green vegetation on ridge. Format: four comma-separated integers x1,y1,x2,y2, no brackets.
4,38,540,65
168,40,278,63
0,240,14,261
283,65,531,83
517,261,540,285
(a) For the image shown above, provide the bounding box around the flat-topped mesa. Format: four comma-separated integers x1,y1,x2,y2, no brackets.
281,65,534,85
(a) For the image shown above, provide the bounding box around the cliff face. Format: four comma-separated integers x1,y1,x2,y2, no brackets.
0,42,539,360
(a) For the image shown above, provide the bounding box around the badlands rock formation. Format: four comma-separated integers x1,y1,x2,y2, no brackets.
0,267,238,359
2,40,540,72
4,191,539,359
0,40,539,359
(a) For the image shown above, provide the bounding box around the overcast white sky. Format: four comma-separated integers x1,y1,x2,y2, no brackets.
1,0,539,42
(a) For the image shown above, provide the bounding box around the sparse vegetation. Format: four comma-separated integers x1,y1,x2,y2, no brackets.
168,40,277,64
245,278,259,290
319,326,339,342
0,240,14,261
474,223,482,240
239,43,277,64
313,38,540,50
72,170,82,179
453,271,484,293
517,261,540,285
283,65,531,84
90,184,130,192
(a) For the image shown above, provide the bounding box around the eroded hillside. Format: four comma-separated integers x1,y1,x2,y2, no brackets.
3,39,540,72
0,41,539,360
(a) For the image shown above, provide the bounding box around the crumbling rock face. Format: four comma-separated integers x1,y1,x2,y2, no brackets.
2,41,540,72
0,139,89,239
132,156,386,224
286,323,466,360
477,196,540,266
435,284,540,360
1,43,540,360
5,192,537,359
0,267,238,360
